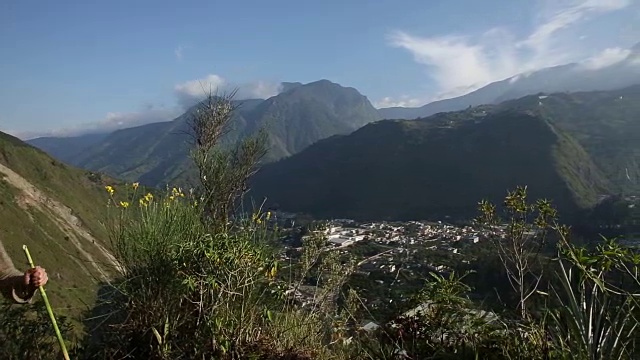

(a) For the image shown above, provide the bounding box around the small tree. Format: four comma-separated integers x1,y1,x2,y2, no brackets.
186,88,269,229
475,186,557,319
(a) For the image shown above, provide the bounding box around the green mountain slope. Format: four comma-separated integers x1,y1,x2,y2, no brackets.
495,85,640,193
74,114,199,188
245,79,382,159
29,80,381,188
248,108,610,221
0,131,118,315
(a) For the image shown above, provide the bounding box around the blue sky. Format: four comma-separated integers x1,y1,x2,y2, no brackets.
1,0,639,138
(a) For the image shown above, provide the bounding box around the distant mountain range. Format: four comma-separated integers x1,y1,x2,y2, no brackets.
29,80,382,188
29,42,640,160
246,84,640,221
28,132,109,164
378,42,640,120
23,44,640,221
247,102,600,221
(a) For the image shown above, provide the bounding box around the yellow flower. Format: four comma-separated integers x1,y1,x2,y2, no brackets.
139,198,148,207
132,182,139,190
169,195,175,201
119,201,130,208
105,185,115,196
256,219,262,225
266,211,271,220
144,193,154,202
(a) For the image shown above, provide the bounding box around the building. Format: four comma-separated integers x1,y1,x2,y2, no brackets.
329,236,355,247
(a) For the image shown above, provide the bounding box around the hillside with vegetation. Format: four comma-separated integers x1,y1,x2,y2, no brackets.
0,130,120,318
496,84,640,194
27,80,382,188
248,105,610,222
5,95,640,360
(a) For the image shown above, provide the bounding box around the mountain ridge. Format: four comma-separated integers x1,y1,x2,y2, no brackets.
247,100,613,222
27,60,640,170
378,43,640,119
28,79,382,188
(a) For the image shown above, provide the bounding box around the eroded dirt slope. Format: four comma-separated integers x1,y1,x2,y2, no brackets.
0,163,120,283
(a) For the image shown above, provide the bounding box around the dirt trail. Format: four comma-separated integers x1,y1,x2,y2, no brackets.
0,163,121,282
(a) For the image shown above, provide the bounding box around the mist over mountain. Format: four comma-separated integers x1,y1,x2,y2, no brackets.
378,43,640,120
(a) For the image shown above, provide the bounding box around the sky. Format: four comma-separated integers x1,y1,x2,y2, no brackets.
1,0,639,139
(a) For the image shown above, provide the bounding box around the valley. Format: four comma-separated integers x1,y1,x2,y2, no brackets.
3,7,640,356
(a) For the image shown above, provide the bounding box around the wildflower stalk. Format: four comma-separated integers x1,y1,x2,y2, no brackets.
22,245,70,360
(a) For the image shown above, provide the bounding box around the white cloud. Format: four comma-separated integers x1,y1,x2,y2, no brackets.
175,45,185,60
374,96,425,108
174,74,281,108
12,73,284,139
521,0,630,65
388,32,505,97
383,0,632,106
175,74,227,98
244,80,282,99
578,47,632,70
15,107,181,140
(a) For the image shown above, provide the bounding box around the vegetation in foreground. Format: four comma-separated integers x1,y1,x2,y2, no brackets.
3,92,640,359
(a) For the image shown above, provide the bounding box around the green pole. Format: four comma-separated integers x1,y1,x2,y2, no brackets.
22,245,70,360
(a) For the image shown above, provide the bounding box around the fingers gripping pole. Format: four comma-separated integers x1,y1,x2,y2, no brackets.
22,245,70,360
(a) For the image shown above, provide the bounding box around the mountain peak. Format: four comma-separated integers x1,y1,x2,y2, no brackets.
278,79,354,95
304,79,342,88
275,79,367,102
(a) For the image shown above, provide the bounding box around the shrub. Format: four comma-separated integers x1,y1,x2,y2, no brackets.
0,299,77,360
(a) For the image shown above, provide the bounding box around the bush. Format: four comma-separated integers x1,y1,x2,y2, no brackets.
0,299,76,360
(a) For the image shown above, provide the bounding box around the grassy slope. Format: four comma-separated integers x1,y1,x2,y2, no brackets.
0,131,120,316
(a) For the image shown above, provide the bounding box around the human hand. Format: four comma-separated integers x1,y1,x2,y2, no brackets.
23,266,48,289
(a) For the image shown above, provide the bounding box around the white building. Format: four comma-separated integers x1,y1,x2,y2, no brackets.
329,236,355,247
